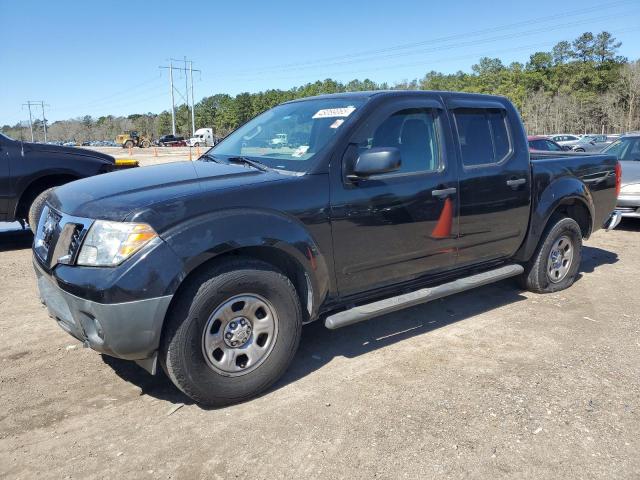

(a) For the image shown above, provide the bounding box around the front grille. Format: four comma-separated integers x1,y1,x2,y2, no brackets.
33,206,92,268
34,207,61,262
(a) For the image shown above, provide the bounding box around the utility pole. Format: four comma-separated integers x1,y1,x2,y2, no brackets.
169,62,176,135
40,101,48,142
160,60,200,136
159,62,177,135
183,56,190,136
22,101,49,143
189,60,196,136
25,103,34,142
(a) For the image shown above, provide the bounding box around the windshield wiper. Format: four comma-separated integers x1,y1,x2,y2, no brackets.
199,152,221,163
226,156,269,172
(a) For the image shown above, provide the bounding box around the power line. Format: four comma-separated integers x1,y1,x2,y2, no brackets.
225,0,638,77
228,25,640,85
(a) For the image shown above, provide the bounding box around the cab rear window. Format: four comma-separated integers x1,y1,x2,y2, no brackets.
454,108,512,167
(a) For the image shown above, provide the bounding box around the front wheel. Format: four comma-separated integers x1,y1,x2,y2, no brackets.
161,258,302,407
518,216,582,293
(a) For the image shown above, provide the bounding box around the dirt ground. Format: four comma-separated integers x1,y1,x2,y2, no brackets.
0,175,639,478
83,146,196,166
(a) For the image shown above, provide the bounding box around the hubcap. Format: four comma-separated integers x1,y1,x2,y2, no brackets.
547,235,573,283
202,294,278,376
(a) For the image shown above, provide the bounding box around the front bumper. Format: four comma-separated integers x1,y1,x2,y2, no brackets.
34,258,172,367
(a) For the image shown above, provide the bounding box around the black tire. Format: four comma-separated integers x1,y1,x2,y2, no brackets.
28,187,56,234
194,142,201,147
124,140,134,149
161,257,302,407
518,215,582,293
141,140,151,148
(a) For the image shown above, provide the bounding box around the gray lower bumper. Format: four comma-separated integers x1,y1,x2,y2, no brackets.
617,195,640,218
34,259,172,365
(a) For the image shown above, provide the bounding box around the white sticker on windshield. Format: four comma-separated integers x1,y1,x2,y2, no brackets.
329,119,345,129
312,106,356,119
292,145,309,158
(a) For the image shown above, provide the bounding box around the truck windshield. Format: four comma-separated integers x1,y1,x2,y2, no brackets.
209,98,366,172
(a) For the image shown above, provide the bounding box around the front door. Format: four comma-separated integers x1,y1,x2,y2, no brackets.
330,97,459,297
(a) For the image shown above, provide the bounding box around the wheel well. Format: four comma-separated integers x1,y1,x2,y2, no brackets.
168,246,312,324
16,174,78,219
551,200,592,238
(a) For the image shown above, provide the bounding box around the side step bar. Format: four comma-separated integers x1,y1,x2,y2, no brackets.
324,264,524,330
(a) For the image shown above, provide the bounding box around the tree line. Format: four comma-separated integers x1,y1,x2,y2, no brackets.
3,31,639,142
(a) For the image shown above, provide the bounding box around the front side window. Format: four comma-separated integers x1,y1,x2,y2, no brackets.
211,98,366,172
454,108,512,167
355,108,441,174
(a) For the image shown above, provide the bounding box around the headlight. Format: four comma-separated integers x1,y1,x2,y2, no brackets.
76,220,157,266
620,183,640,195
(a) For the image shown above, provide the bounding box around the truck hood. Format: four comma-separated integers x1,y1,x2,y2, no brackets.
25,142,114,163
48,160,284,221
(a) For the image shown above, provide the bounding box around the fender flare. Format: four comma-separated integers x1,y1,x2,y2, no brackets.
160,208,331,320
514,177,594,262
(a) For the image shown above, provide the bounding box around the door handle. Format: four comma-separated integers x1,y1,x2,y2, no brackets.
506,178,526,187
432,187,457,198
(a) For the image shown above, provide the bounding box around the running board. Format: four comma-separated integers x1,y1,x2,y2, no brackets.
324,264,524,330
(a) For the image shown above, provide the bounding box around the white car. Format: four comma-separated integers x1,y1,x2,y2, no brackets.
547,134,581,148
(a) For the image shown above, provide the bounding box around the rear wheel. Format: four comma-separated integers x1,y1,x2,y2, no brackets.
124,140,134,149
518,215,582,293
141,140,151,148
161,257,302,407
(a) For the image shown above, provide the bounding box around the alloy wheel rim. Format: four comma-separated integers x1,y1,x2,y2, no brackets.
201,294,278,377
547,235,573,283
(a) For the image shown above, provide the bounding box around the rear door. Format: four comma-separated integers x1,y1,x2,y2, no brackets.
446,99,531,266
330,96,459,296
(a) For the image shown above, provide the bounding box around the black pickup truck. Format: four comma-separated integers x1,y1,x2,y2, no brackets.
0,133,124,231
32,91,621,406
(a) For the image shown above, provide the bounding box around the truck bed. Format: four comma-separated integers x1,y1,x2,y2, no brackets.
530,151,618,236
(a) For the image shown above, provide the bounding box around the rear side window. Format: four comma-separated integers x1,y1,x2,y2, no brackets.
454,108,512,167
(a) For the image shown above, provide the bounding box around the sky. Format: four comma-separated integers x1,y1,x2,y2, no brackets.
1,0,639,125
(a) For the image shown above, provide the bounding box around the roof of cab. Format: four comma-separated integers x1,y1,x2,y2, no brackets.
284,90,511,103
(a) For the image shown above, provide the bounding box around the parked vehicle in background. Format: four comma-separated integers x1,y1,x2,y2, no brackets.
528,135,565,152
33,91,620,407
571,134,619,152
116,131,152,149
270,133,288,147
0,133,133,233
602,132,640,219
547,134,581,148
186,128,214,147
157,134,185,147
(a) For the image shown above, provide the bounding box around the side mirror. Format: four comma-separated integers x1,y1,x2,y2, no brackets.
349,147,401,180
